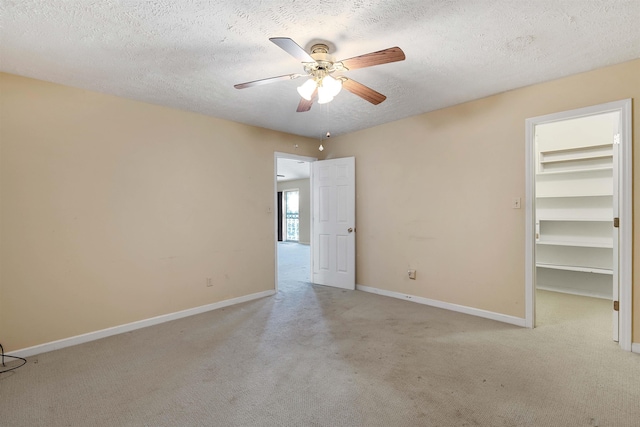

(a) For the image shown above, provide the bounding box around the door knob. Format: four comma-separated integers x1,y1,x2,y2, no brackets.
348,228,353,233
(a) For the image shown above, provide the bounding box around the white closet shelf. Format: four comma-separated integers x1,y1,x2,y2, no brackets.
536,193,612,199
536,166,612,176
538,143,612,158
539,154,612,164
535,240,613,249
536,217,612,222
536,263,613,275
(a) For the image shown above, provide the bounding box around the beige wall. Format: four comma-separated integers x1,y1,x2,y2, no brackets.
277,179,311,244
323,60,639,339
0,73,317,351
2,59,638,353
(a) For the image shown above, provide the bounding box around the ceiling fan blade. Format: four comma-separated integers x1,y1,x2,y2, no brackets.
296,88,317,112
296,98,314,112
270,37,315,63
339,47,405,70
342,78,386,105
234,73,303,89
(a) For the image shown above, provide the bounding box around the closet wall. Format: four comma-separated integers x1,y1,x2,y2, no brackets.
535,112,618,299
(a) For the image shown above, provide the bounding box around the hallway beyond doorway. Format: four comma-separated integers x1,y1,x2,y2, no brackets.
277,242,310,286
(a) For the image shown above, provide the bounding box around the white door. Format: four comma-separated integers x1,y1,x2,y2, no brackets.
611,120,620,342
311,157,355,290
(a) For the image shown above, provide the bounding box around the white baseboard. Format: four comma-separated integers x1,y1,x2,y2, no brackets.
356,285,526,327
8,289,275,359
632,343,640,354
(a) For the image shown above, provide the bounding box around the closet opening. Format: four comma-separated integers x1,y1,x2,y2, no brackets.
524,99,632,351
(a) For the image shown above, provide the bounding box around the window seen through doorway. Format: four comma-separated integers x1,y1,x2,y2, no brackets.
284,190,299,241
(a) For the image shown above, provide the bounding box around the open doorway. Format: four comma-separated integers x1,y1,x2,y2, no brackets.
525,99,632,351
535,111,617,340
274,154,315,292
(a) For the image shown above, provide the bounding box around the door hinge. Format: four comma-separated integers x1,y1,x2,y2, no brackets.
613,301,619,311
613,217,619,228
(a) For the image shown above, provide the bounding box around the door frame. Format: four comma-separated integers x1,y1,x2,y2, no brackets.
274,152,317,293
524,99,632,351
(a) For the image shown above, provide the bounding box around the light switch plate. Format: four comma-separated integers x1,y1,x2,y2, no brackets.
512,198,521,209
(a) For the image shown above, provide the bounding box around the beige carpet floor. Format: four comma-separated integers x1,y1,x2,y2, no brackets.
1,245,638,426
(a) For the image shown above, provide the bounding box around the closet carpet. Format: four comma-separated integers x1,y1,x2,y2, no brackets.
1,243,638,426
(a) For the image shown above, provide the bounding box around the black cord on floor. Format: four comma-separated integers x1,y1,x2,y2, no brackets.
0,343,27,374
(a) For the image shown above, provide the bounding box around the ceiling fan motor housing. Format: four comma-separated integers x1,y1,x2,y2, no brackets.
306,44,343,79
310,43,330,56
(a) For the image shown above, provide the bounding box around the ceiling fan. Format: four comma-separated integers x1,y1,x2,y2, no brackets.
234,37,406,112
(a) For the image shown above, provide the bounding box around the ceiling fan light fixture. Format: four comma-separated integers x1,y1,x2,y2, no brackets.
317,86,334,104
322,75,342,97
297,79,317,100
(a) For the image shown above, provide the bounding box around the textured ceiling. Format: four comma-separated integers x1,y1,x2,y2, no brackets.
1,1,639,139
277,158,310,182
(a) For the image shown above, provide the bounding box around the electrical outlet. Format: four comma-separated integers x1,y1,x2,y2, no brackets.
408,269,416,280
206,278,213,287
